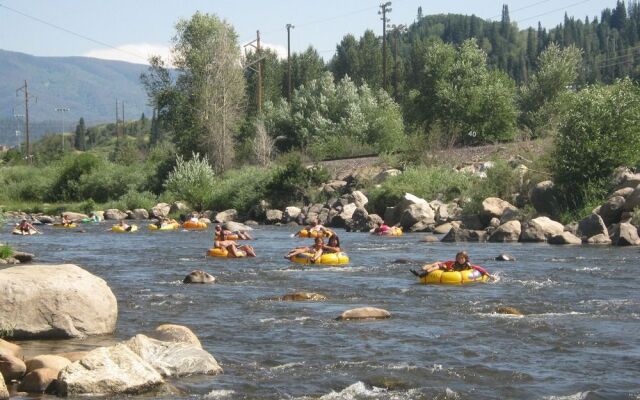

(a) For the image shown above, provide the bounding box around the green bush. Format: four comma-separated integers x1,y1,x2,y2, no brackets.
265,153,330,209
77,163,147,203
164,153,216,211
0,244,13,259
49,153,102,201
115,190,157,211
208,166,275,213
553,78,640,209
463,161,524,214
0,165,58,202
367,166,474,215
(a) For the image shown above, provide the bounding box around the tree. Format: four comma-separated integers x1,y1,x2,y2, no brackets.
74,117,86,151
330,34,359,81
553,78,640,208
164,153,216,210
142,12,246,172
519,43,582,136
285,46,326,97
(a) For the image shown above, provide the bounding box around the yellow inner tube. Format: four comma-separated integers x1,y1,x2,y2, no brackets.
112,225,138,233
375,227,403,236
12,228,37,235
148,222,180,231
289,252,349,265
216,234,239,240
53,223,77,228
207,247,246,258
420,269,489,285
298,229,332,238
183,220,208,229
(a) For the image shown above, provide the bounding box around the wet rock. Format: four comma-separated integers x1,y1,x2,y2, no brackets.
57,344,164,396
441,227,487,242
265,210,283,224
351,191,369,208
577,214,608,241
392,259,412,264
495,306,523,316
609,222,640,246
151,203,171,219
587,234,612,245
495,254,516,261
38,215,55,224
153,325,202,348
520,217,564,242
0,264,117,339
104,208,128,220
433,223,454,234
0,353,26,382
244,220,259,226
183,270,216,284
17,368,58,394
421,234,439,243
56,352,89,362
489,221,521,242
345,207,371,232
123,334,222,378
279,292,327,301
460,214,485,230
548,232,582,245
0,339,21,358
384,193,434,230
26,355,71,374
564,221,579,235
337,307,391,320
12,252,34,263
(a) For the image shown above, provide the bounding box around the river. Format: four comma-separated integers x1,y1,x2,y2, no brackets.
4,223,640,399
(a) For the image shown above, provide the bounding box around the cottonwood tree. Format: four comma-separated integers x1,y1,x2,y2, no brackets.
142,12,245,172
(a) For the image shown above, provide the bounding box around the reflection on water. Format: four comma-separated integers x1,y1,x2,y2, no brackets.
4,223,640,399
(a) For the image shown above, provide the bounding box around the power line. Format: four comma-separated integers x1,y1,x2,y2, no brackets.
0,2,148,62
514,0,594,24
486,0,553,20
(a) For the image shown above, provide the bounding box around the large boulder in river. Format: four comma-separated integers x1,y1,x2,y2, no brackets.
488,220,521,242
223,221,253,232
17,368,58,393
104,209,128,220
57,344,164,396
130,209,149,220
283,206,301,222
0,339,21,358
215,209,237,223
441,227,487,242
598,196,625,226
0,353,26,382
351,191,369,208
337,307,391,320
0,264,117,339
345,207,371,232
529,180,560,216
152,325,202,348
183,270,215,284
384,193,435,231
609,222,640,246
123,334,222,377
519,217,564,242
577,214,608,241
265,210,283,224
279,292,327,301
548,232,582,245
26,355,71,374
151,203,171,218
62,212,89,222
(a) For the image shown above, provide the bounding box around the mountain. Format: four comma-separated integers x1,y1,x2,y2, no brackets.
0,49,151,144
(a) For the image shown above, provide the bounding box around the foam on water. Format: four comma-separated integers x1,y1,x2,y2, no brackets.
205,389,236,399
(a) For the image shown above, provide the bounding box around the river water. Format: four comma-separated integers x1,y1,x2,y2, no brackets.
4,223,640,399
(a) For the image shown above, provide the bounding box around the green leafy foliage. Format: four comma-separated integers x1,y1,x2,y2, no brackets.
49,153,102,201
553,78,640,209
462,161,525,214
265,153,330,208
0,244,13,259
367,166,475,215
164,153,216,210
207,166,275,214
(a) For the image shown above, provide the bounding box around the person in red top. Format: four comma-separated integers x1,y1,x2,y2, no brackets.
411,250,496,280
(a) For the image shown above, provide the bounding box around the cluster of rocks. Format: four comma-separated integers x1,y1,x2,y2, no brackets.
0,324,220,397
0,252,33,266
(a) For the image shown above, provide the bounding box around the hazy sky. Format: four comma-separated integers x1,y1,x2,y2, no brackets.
0,0,618,65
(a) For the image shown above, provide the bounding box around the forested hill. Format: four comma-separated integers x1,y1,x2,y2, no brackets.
0,49,150,130
331,1,640,88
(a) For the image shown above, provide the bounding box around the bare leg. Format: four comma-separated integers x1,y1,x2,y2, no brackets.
240,245,256,257
311,248,323,263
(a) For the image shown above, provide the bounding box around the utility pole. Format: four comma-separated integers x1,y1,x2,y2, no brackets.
122,100,125,136
243,31,265,113
16,80,34,164
379,2,392,91
286,23,295,103
115,99,120,139
55,107,70,151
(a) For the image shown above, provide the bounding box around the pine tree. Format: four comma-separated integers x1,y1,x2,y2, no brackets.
74,117,86,151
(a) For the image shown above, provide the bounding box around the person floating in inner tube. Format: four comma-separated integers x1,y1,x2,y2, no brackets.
17,219,38,234
294,220,331,237
323,233,341,253
410,250,496,281
286,236,324,262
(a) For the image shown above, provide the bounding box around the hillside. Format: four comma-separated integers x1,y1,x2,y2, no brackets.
0,49,151,143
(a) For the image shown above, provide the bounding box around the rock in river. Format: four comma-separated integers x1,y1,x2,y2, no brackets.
0,264,117,339
337,307,391,321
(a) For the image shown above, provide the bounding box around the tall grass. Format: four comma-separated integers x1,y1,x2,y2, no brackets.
0,244,14,259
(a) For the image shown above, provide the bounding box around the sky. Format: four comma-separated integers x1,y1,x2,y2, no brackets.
0,0,619,65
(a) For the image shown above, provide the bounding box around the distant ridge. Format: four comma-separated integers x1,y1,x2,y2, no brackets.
0,49,151,143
